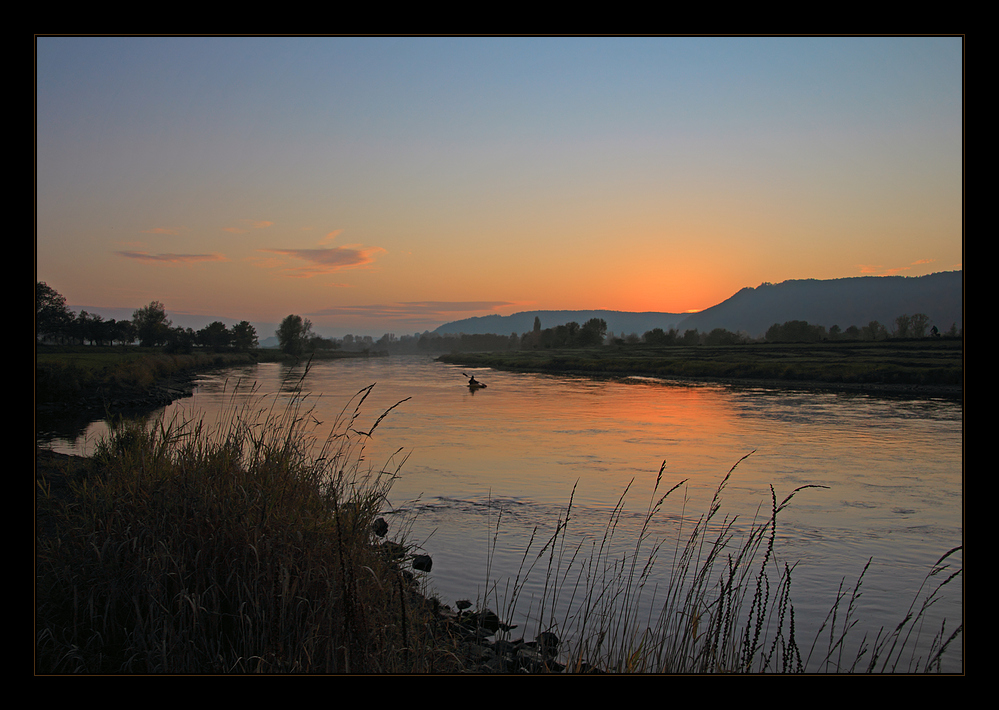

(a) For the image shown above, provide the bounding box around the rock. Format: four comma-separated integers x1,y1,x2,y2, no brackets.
412,554,433,572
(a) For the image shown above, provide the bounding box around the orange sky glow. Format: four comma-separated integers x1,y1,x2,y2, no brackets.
36,37,963,337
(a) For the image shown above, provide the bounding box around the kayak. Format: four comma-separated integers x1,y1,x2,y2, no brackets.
468,382,487,390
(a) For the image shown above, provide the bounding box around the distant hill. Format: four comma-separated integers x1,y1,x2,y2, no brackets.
675,271,962,338
434,310,688,337
434,271,963,339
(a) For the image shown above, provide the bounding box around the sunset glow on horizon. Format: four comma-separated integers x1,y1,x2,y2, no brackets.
36,37,963,337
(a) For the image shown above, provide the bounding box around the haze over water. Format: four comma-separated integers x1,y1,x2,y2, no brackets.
44,355,963,672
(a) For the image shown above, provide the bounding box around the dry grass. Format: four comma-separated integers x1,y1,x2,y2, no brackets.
477,455,962,673
36,375,458,673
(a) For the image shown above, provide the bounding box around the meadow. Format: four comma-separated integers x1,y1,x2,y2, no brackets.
438,339,963,394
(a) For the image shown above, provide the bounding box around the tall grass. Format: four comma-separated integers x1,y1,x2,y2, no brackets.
475,455,962,673
36,376,457,673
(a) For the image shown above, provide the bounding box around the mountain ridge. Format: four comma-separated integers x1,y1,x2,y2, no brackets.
434,271,963,339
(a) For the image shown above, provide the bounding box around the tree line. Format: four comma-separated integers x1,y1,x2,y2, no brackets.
36,282,258,352
39,280,959,358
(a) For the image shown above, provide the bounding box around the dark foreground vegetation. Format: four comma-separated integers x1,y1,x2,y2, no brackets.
438,338,963,397
36,383,962,673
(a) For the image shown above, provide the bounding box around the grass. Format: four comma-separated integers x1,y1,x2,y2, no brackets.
36,379,963,673
35,376,459,673
473,456,962,673
437,339,964,391
35,346,377,408
35,349,259,406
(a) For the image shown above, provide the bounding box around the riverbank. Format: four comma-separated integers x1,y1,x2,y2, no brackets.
437,339,964,399
35,438,567,673
35,347,387,418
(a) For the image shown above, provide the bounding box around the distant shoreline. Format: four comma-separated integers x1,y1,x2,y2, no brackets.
437,340,964,400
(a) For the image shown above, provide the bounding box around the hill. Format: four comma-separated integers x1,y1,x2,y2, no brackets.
674,271,962,338
434,272,962,339
434,310,688,337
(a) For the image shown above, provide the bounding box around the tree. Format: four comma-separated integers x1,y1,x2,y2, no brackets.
681,329,701,346
864,321,887,341
164,326,196,354
197,321,233,352
579,318,608,347
910,313,930,338
36,282,74,343
133,301,172,347
705,327,741,346
277,314,313,355
75,311,106,345
112,319,137,346
232,321,258,351
894,314,912,338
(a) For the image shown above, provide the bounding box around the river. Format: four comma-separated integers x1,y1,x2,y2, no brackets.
38,354,964,672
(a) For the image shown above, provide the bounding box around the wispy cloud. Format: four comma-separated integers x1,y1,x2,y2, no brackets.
259,240,385,277
308,301,517,319
116,251,227,264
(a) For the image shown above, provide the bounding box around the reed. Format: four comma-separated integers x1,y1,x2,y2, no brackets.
35,375,455,673
473,455,962,673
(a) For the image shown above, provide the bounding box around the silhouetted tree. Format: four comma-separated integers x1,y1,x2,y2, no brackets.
579,318,608,347
112,319,137,346
133,301,172,347
308,334,338,351
277,314,313,355
36,282,74,343
910,313,930,338
894,314,912,338
765,320,825,343
231,321,258,351
164,326,196,354
864,321,887,341
197,321,233,351
705,327,741,345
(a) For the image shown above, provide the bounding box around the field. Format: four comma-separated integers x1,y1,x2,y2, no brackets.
438,339,963,396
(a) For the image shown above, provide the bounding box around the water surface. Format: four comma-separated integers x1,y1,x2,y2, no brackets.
41,354,963,672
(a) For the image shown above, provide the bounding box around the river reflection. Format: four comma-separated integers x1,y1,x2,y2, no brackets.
39,354,963,672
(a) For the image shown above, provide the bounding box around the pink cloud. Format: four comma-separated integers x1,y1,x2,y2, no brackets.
259,244,385,277
116,251,227,264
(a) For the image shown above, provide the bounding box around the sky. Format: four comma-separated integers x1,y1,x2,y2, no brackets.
36,36,963,337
